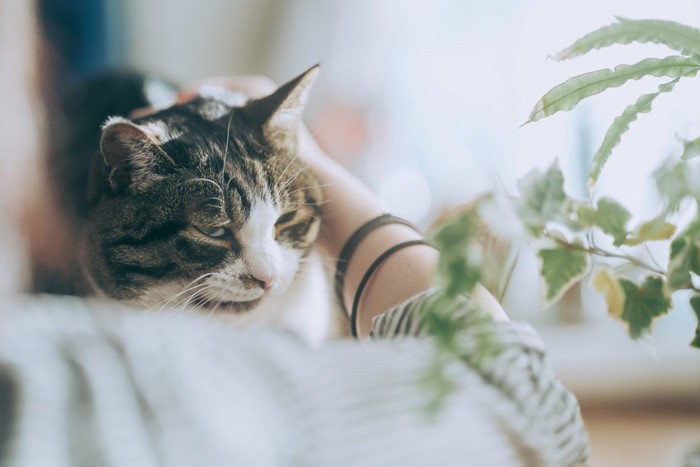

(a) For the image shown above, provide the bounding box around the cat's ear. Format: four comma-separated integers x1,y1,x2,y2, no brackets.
98,117,175,192
245,65,319,151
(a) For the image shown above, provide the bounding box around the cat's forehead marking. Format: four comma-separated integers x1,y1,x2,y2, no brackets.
196,100,230,121
197,85,247,106
139,120,182,144
196,86,247,121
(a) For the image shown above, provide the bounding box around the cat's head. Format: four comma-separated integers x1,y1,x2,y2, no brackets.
82,66,323,313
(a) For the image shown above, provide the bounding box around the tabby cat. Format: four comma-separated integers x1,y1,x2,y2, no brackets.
73,66,334,343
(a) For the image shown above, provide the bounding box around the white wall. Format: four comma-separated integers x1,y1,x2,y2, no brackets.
118,0,700,330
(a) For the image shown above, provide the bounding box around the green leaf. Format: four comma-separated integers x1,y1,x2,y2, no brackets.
589,78,684,188
625,215,676,246
654,158,691,213
516,161,572,233
430,208,482,297
576,197,631,246
421,295,467,349
681,136,700,160
668,237,694,290
592,266,625,318
689,295,700,348
419,355,459,417
553,17,700,61
527,56,700,123
537,243,591,305
667,218,700,290
619,276,672,339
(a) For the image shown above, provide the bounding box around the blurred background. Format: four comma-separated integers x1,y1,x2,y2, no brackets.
40,0,699,464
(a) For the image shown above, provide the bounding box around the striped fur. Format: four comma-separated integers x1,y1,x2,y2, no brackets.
81,67,333,342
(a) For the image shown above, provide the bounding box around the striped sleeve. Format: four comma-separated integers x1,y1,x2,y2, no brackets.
370,289,590,466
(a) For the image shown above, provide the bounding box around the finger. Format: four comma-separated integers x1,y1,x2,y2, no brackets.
128,76,279,119
180,75,277,100
129,106,155,118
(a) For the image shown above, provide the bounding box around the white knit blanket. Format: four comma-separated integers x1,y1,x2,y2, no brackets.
0,292,589,466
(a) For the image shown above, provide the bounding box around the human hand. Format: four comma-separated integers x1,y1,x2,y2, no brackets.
177,75,278,101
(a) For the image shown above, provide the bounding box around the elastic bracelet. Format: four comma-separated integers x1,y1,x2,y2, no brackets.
350,239,434,338
335,214,420,314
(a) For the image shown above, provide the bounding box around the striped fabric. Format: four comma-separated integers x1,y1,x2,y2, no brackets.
372,290,590,466
0,292,589,467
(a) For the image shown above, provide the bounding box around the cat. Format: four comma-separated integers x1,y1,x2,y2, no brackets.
55,66,337,343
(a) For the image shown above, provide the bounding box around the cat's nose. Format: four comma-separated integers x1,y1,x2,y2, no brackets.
252,272,276,291
246,253,279,291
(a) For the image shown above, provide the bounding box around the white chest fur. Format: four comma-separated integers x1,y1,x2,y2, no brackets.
215,248,335,345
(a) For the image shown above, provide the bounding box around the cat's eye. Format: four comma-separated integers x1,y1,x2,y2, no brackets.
194,225,228,238
275,211,297,226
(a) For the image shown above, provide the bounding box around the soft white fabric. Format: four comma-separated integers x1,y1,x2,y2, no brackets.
0,293,589,466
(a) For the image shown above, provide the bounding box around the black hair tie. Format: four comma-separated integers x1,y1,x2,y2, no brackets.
350,239,433,338
334,214,420,316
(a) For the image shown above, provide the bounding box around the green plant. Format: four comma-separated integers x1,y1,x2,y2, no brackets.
425,18,700,351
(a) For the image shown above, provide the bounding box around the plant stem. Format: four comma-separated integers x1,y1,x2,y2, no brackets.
546,232,666,276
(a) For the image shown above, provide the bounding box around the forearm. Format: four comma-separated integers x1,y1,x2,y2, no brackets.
298,129,506,336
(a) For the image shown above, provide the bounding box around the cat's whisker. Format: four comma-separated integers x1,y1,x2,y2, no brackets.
150,284,205,312
287,199,331,207
184,297,207,316
201,288,224,318
185,178,227,210
149,273,216,311
175,288,207,314
205,201,225,210
162,278,212,304
220,110,235,189
298,257,339,268
277,155,299,185
273,155,300,207
284,164,308,186
185,284,225,314
186,177,225,196
155,283,211,313
224,175,233,197
279,164,309,192
182,283,216,306
285,183,334,197
207,294,227,318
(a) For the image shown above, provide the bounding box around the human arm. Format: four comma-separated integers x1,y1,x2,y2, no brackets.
296,108,509,334
177,74,508,336
1,75,586,466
